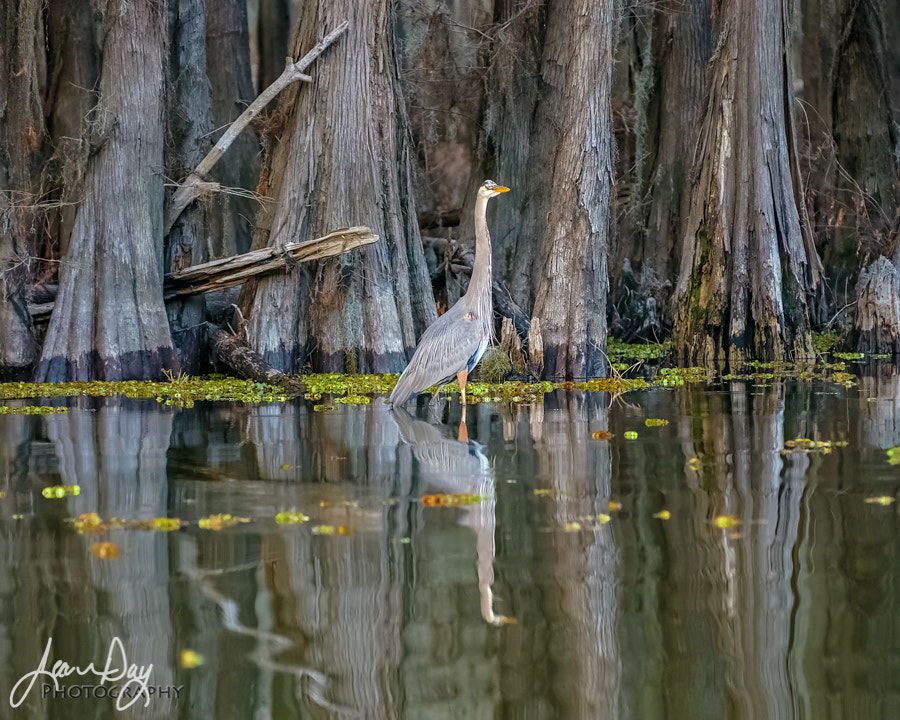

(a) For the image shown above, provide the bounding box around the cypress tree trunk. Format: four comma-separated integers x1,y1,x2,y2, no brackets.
671,0,821,368
238,1,435,374
36,0,179,381
463,0,615,379
613,0,712,327
531,0,614,379
206,0,260,257
800,0,899,295
0,0,43,379
256,0,290,91
165,0,212,373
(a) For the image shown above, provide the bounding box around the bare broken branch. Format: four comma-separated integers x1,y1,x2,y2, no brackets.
29,225,377,321
164,20,350,235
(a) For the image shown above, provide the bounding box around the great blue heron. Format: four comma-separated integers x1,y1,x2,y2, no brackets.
389,180,509,408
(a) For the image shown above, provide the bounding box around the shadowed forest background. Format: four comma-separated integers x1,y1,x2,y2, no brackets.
1,0,898,382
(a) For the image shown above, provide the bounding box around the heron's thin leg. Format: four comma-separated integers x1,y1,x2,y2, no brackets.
457,369,468,406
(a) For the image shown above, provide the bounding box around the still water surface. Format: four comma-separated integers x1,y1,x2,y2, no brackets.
1,375,899,719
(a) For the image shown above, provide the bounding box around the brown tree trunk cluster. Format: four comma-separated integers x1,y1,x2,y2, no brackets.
1,0,899,382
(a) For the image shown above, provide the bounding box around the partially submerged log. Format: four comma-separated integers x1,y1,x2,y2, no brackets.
854,256,900,355
28,226,378,321
206,322,302,390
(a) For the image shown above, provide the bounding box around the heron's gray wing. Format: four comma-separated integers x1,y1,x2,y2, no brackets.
389,303,484,406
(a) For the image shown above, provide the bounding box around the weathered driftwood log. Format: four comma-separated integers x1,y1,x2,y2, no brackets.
28,227,378,322
206,322,302,390
500,317,525,374
164,20,350,235
163,226,377,299
527,317,544,379
854,256,900,355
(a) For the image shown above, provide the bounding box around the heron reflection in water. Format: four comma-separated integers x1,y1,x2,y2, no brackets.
389,180,509,416
392,406,513,625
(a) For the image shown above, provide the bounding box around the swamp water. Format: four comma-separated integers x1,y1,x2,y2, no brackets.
1,372,900,719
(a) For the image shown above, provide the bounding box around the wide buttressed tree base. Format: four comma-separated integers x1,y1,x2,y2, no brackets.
36,0,178,382
671,0,821,369
239,2,435,374
460,0,614,380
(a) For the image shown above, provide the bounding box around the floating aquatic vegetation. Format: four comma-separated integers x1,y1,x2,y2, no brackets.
592,430,614,440
198,514,250,530
782,438,849,455
606,338,670,363
0,405,66,414
653,510,671,520
687,458,701,471
42,485,80,498
421,493,486,507
311,525,353,535
624,431,638,440
644,418,669,427
713,515,739,529
89,542,120,559
334,395,370,405
864,496,895,506
275,511,310,524
655,367,708,386
180,650,204,669
0,375,288,407
888,447,900,465
69,515,185,533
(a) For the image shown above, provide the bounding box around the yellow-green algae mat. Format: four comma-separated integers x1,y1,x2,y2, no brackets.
0,375,290,411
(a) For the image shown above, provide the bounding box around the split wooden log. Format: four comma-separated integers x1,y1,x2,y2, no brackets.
164,20,350,235
853,256,900,355
28,226,378,322
163,226,377,299
500,317,525,374
527,317,544,380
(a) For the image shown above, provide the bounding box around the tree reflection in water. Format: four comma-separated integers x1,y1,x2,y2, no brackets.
0,379,899,718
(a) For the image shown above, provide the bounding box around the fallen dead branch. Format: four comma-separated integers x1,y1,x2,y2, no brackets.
163,226,377,299
164,20,350,235
28,226,378,322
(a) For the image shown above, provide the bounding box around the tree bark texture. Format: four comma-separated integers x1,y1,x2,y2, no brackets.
671,0,820,368
43,0,101,261
36,0,179,382
800,0,900,291
531,1,614,379
395,0,490,229
206,0,260,257
612,0,712,326
166,0,213,373
0,0,44,378
460,1,614,379
238,1,436,374
853,255,900,354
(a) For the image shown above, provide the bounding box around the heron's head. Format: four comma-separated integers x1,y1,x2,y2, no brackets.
480,180,510,198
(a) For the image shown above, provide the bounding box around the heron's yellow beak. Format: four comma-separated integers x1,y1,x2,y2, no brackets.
494,186,510,194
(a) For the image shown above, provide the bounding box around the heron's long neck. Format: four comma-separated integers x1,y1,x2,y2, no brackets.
467,195,492,307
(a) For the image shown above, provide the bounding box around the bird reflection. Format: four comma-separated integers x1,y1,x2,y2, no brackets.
391,407,514,625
